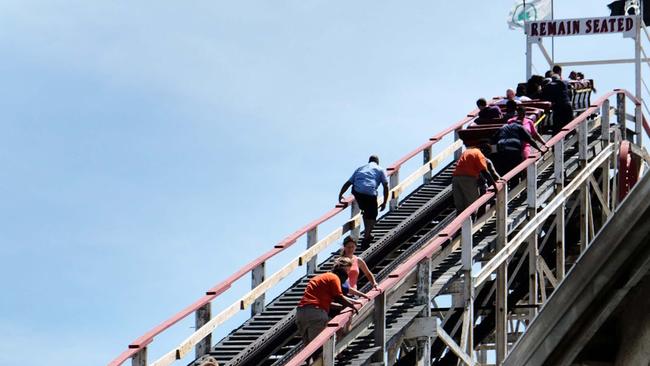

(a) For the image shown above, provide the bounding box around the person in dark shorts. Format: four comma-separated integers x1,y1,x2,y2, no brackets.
493,123,547,178
338,155,389,247
453,144,500,214
295,257,360,345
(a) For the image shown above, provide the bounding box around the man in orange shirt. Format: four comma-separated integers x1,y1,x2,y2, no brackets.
453,145,500,213
295,257,361,344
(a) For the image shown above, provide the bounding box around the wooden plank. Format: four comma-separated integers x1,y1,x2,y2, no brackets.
435,322,476,366
588,176,611,217
538,257,558,288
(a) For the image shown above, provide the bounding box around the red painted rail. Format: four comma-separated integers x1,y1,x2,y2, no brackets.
284,89,641,366
108,109,480,366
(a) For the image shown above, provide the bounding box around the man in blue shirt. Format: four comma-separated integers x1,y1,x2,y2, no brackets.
338,155,389,247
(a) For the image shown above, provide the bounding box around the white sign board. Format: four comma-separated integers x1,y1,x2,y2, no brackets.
526,15,637,39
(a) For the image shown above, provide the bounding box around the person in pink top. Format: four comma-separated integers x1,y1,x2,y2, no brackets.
508,106,547,159
338,237,378,299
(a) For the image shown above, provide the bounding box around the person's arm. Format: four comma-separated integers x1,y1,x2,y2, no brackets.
357,258,378,288
380,181,389,211
520,126,547,153
339,181,353,203
346,287,370,300
335,295,360,314
484,159,501,192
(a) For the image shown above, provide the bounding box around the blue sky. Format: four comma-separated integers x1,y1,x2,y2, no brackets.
0,1,641,365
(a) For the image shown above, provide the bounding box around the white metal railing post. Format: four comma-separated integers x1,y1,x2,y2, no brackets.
373,291,387,364
306,227,318,275
350,201,361,241
578,119,589,251
454,128,462,160
423,146,433,184
195,303,211,358
389,169,400,211
323,334,336,366
461,217,474,359
526,161,539,322
617,92,627,140
416,258,432,366
635,15,643,147
601,100,612,222
496,186,508,365
554,139,566,280
251,262,266,316
132,348,147,366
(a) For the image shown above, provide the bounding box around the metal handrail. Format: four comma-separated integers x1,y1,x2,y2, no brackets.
284,89,641,366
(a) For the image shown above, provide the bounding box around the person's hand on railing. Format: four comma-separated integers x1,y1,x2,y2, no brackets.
379,202,386,211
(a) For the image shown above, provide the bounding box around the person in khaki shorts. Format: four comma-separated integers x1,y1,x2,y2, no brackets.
295,257,360,345
452,144,500,213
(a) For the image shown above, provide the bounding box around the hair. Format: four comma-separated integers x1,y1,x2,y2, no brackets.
544,70,553,78
516,84,527,96
517,106,527,115
368,155,379,164
552,65,562,75
342,236,356,246
505,99,518,112
476,98,487,108
333,256,353,269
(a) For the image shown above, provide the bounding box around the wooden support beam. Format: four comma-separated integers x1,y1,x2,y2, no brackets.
554,139,566,280
416,258,432,366
195,303,211,358
373,292,387,364
132,348,146,366
389,170,400,211
323,334,336,366
306,227,318,275
617,92,627,140
461,217,474,359
435,322,476,366
251,262,266,316
423,146,433,184
527,163,539,321
496,186,508,365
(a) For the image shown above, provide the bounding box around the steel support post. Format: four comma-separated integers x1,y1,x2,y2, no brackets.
526,37,533,80
132,348,146,366
306,227,318,275
389,170,400,211
351,201,361,241
373,292,387,364
496,187,508,365
601,101,611,223
251,262,266,316
617,92,627,141
323,335,336,366
578,121,589,251
423,146,433,184
454,129,462,160
195,303,212,358
416,258,432,366
461,217,474,359
633,13,642,146
526,162,539,322
554,140,566,280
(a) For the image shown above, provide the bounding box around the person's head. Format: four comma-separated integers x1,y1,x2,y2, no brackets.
341,236,357,256
568,71,578,80
368,155,379,164
506,88,515,100
516,106,527,119
516,84,527,97
476,98,488,109
544,70,553,78
505,100,518,113
332,256,353,283
576,72,585,80
552,65,562,77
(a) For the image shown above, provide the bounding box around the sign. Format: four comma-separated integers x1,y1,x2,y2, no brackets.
526,15,637,39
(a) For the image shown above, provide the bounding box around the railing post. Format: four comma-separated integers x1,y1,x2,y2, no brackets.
251,262,266,316
323,334,336,366
454,128,462,160
132,348,147,366
306,227,318,275
526,161,539,322
373,291,387,364
601,101,612,223
416,258,432,366
389,169,400,211
578,119,589,251
496,186,508,365
461,217,474,359
423,146,433,184
554,139,566,280
350,202,361,241
617,92,627,141
195,303,211,358
635,104,643,148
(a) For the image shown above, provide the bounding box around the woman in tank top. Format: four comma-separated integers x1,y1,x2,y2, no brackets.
338,236,378,300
